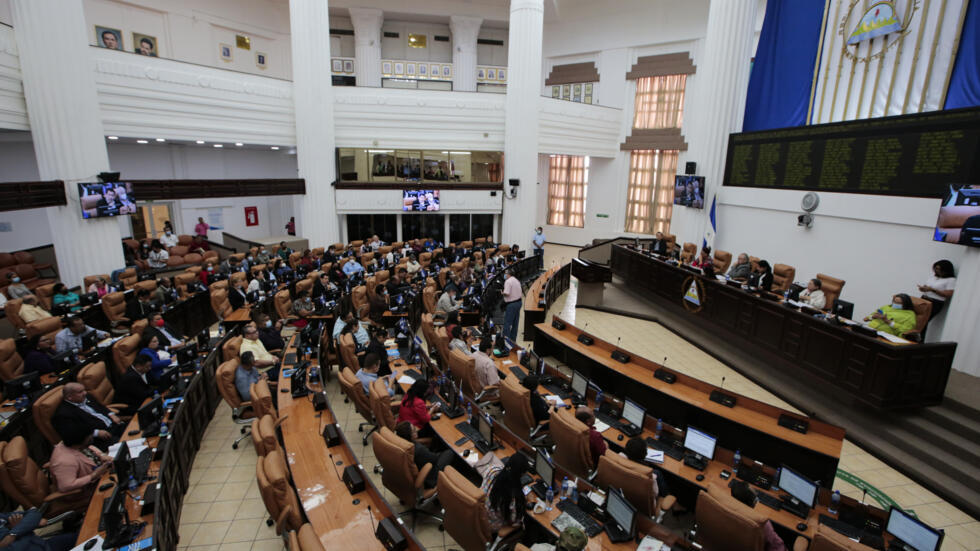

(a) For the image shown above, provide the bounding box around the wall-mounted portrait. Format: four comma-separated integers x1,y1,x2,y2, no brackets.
477,68,485,79
383,61,393,75
332,59,343,72
562,84,571,99
497,69,506,81
256,52,268,69
394,62,404,75
343,59,354,73
487,69,496,80
418,63,427,76
442,65,452,77
219,43,233,62
95,26,122,50
406,63,416,76
133,33,157,56
552,86,560,98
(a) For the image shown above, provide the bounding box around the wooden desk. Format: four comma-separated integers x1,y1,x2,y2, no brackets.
534,316,844,488
522,263,570,341
609,245,955,409
277,335,424,551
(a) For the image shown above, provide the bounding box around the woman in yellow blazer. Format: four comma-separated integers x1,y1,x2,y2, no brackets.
865,293,917,336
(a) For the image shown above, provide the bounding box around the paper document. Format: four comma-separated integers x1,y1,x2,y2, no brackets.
108,439,148,458
877,331,911,344
397,376,416,385
593,420,611,433
646,448,665,464
501,360,514,366
545,395,565,406
637,535,668,551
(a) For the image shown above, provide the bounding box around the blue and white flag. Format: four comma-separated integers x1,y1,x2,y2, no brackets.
703,196,717,250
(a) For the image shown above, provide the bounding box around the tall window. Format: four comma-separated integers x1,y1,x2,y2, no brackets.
632,75,687,129
547,155,588,228
625,150,677,234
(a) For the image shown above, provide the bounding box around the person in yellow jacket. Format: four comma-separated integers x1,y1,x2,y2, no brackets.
864,293,917,336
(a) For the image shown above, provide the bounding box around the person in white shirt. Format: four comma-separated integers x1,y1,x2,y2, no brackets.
436,288,461,313
370,235,382,251
798,278,826,310
405,255,421,275
471,338,500,396
501,268,522,341
147,240,169,269
917,259,956,320
159,230,178,248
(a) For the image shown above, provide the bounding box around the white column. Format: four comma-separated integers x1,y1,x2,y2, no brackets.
11,0,124,289
500,0,543,249
289,0,340,246
677,0,758,246
450,15,482,92
349,7,383,88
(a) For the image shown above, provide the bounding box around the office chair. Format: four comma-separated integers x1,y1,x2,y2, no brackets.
499,375,548,443
815,274,845,310
372,427,442,529
287,524,326,551
550,406,597,479
691,485,769,551
794,524,877,551
25,317,61,341
450,348,498,407
369,378,399,432
0,338,24,382
111,334,140,375
436,466,511,551
594,453,676,522
255,449,303,535
0,437,89,517
250,378,279,422
77,361,129,417
101,291,131,334
215,358,256,449
221,335,243,363
339,367,377,445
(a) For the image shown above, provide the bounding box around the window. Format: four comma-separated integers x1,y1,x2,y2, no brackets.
401,214,445,244
624,150,677,235
450,214,495,242
547,155,588,228
633,75,687,129
346,214,398,243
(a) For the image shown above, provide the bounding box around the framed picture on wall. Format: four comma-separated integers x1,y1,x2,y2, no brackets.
132,33,157,56
418,63,427,76
256,52,268,69
219,43,233,62
332,59,343,72
497,69,506,81
442,65,452,77
477,68,485,79
431,64,440,77
487,69,496,80
394,62,404,75
95,26,123,50
406,63,415,75
343,59,354,73
584,94,593,104
562,84,570,99
552,86,560,98
573,83,582,101
383,61,393,75
585,83,593,94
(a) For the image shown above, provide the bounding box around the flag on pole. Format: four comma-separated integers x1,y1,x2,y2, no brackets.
703,195,717,250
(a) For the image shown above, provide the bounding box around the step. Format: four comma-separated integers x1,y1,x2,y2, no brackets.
877,423,980,494
919,405,980,446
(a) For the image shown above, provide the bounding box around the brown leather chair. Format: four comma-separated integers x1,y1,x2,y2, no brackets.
374,269,390,287
903,297,933,341
693,484,769,551
229,272,247,288
499,375,545,441
256,447,303,535
438,268,450,289
175,273,197,299
211,288,233,320
295,278,313,296
340,367,377,445
360,252,376,269
4,298,28,332
101,291,131,329
433,327,450,368
168,245,190,258
0,339,24,382
130,318,148,337
816,274,845,310
0,437,90,517
12,251,53,275
794,524,878,551
83,274,111,291
177,234,193,246
31,386,64,445
680,242,697,264
437,466,496,551
291,524,325,551
118,268,138,289
166,255,186,267
33,283,56,311
288,252,302,269
372,427,441,527
273,289,292,320
550,406,596,478
111,334,140,375
251,414,280,458
338,333,359,372
222,335,243,363
749,256,761,273
419,252,432,269
422,286,437,314
595,452,676,522
216,358,255,449
369,379,398,432
12,265,55,290
713,250,733,274
351,286,369,320
450,348,497,405
250,378,278,421
25,317,61,341
77,361,128,413
772,264,796,293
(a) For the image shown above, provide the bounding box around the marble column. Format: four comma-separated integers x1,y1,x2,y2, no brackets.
676,0,758,246
500,0,543,248
289,0,340,246
450,15,482,92
349,7,383,88
11,0,124,289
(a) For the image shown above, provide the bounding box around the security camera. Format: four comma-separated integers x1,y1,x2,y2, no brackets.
508,178,519,198
797,213,813,228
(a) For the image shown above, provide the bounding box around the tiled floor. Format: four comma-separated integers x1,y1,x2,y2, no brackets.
178,244,977,551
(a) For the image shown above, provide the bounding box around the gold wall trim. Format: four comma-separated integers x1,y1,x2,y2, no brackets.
918,0,949,111
850,0,871,119
868,39,888,118
808,0,833,124
902,0,931,113
817,0,844,123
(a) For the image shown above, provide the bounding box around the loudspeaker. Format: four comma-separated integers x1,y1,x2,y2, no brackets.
778,414,809,434
685,162,697,175
313,391,328,411
654,369,676,384
508,178,520,187
611,350,631,364
577,333,594,346
376,517,407,551
343,465,365,494
323,423,341,447
709,390,736,408
551,319,566,330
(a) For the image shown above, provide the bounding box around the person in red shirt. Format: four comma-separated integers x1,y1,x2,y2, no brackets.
575,406,607,466
194,217,210,237
398,379,439,438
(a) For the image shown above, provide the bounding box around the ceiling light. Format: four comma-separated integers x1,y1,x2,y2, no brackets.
155,138,165,142
136,139,149,144
196,140,205,144
213,144,223,148
271,146,280,150
235,142,244,147
107,136,119,140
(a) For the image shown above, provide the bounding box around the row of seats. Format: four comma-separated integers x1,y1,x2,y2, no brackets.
0,249,56,299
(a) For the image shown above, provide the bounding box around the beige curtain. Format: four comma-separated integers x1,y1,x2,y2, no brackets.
624,150,677,235
632,75,687,129
547,155,587,228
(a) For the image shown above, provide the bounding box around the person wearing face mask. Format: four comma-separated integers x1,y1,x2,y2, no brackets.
292,289,314,319
532,226,546,270
199,262,216,285
241,253,253,272
256,247,271,265
153,277,178,305
253,312,285,353
159,228,178,248
147,239,169,269
228,278,249,310
147,312,185,350
125,289,157,321
864,293,917,336
4,272,32,299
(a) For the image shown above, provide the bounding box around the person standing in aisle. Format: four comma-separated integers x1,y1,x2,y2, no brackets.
502,267,522,341
532,226,546,270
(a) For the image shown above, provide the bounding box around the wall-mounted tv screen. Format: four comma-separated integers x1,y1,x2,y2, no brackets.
402,190,440,212
78,182,137,219
673,175,705,209
934,184,980,247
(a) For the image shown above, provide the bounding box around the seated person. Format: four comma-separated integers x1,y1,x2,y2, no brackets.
386,268,412,296
447,326,470,356
234,352,265,402
153,277,178,305
271,258,292,281
481,453,529,536
727,253,751,280
798,278,826,309
147,312,185,351
0,508,79,551
159,229,178,249
621,437,661,498
228,278,249,310
355,353,394,397
332,310,369,346
219,256,242,275
115,354,164,416
23,335,58,375
691,246,714,275
126,289,157,321
436,287,461,313
394,421,454,489
864,293,917,336
364,326,391,376
49,430,112,500
471,338,500,397
292,289,314,318
648,232,669,255
138,333,172,381
18,295,52,323
51,283,81,313
4,272,32,299
277,242,293,262
55,316,109,353
405,255,421,275
189,234,210,254
53,383,124,451
342,258,365,277
87,277,111,298
398,379,440,438
147,240,169,269
368,285,388,324
312,272,336,299
95,188,122,216
241,324,279,368
575,406,607,466
730,480,788,551
254,313,286,353
247,270,268,294
199,262,217,285
521,374,550,424
747,260,773,291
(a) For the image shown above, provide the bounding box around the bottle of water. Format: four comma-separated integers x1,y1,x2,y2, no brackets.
159,422,169,438
545,487,554,511
829,490,841,515
595,390,603,409
772,467,781,491
128,475,138,491
655,418,663,440
218,323,225,337
733,449,741,475
560,477,570,501
153,389,160,401
571,485,579,504
784,290,790,301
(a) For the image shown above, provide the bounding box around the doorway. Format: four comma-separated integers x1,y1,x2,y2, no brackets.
133,203,174,240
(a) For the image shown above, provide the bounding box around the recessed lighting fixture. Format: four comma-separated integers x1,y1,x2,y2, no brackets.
235,142,244,147
155,138,165,142
213,144,223,148
107,136,119,140
271,146,280,150
196,140,205,144
136,139,149,144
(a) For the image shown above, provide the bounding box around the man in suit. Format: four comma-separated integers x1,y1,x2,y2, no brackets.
228,278,249,310
146,312,185,350
311,272,336,299
53,383,124,450
649,232,669,255
116,354,161,416
125,289,156,321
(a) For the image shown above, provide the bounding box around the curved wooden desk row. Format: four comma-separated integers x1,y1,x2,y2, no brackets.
534,315,844,487
522,263,571,341
609,245,955,409
481,255,540,313
75,339,224,550
277,332,426,551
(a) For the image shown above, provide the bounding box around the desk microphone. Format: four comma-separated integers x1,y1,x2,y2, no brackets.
328,453,344,483
366,504,377,534
616,337,621,348
720,376,726,390
582,322,589,334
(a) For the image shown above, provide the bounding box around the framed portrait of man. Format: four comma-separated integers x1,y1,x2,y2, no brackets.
219,43,233,62
487,69,496,80
256,52,268,69
442,65,452,77
383,61,393,75
477,68,485,79
406,63,415,76
430,64,440,78
133,33,158,57
343,59,354,73
394,62,404,75
332,59,343,72
96,26,123,50
497,69,506,81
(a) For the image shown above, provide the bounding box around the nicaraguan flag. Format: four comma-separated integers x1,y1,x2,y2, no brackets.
703,196,717,250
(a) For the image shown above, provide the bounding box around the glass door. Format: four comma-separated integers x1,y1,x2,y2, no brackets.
133,203,174,240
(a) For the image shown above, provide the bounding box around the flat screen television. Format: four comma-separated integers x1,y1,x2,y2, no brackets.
933,184,980,247
78,182,137,219
402,190,440,212
673,175,705,209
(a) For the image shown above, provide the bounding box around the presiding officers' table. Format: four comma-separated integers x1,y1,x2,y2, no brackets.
609,245,955,409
